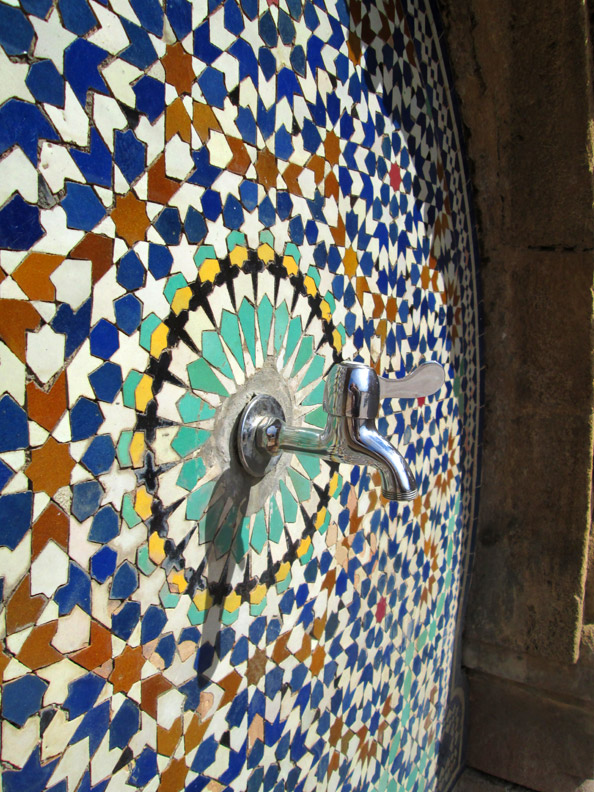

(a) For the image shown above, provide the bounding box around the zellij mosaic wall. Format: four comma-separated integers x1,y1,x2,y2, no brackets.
0,0,480,790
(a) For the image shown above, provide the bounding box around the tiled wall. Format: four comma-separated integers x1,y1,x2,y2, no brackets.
0,0,480,790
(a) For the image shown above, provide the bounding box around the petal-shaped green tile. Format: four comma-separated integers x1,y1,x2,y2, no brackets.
307,265,320,288
295,452,321,480
199,496,225,543
304,406,327,428
273,301,289,355
177,392,216,422
288,467,311,502
257,295,273,359
160,582,179,609
250,509,267,553
137,545,155,575
220,310,244,371
227,230,246,251
177,456,206,491
298,353,325,390
279,480,298,524
171,427,210,458
122,493,141,527
194,244,216,267
291,335,314,378
188,358,229,397
186,479,216,521
285,242,301,263
117,430,133,466
284,316,302,363
301,380,325,406
122,370,142,408
164,273,188,304
215,502,239,557
202,331,234,379
238,298,256,365
268,496,284,543
232,516,250,562
139,313,163,352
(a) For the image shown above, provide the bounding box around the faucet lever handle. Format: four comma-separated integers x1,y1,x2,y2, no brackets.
379,360,445,400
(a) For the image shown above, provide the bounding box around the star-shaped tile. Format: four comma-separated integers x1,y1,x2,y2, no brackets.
31,8,77,72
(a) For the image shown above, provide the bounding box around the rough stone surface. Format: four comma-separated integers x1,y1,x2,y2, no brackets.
455,768,534,792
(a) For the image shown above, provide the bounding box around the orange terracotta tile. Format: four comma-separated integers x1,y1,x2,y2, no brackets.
18,621,61,669
147,154,180,205
110,192,150,247
6,575,46,634
141,674,172,719
255,148,278,190
184,714,210,753
162,42,194,95
110,644,145,694
340,729,355,755
321,568,336,594
27,370,67,432
166,97,191,143
386,296,397,323
157,717,182,757
32,503,69,560
69,234,114,286
26,437,75,497
245,646,267,687
271,632,291,664
192,102,221,144
312,613,327,641
227,137,251,176
324,171,339,200
343,247,358,279
355,275,367,305
329,715,343,748
306,155,325,184
218,670,241,709
157,756,187,792
324,131,340,166
0,299,41,362
294,633,311,663
327,750,340,777
281,162,303,196
330,215,345,246
248,713,264,750
310,644,326,676
0,647,10,682
12,253,63,301
71,621,113,671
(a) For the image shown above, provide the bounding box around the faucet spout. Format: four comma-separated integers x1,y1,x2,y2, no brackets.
353,420,418,501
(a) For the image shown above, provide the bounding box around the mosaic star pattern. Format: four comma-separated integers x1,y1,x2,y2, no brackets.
0,0,480,791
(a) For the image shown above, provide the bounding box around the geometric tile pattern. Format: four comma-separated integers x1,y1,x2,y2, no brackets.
0,0,480,790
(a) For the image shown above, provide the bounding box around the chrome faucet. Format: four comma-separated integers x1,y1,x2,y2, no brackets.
236,360,445,502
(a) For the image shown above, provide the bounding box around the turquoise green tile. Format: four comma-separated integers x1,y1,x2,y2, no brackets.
259,229,274,246
284,316,302,363
250,597,267,616
238,298,256,365
299,541,313,565
405,642,415,666
301,380,325,406
202,331,234,379
194,244,216,267
122,370,142,408
232,517,250,562
171,427,209,457
164,272,188,304
137,545,155,575
284,242,301,263
199,496,225,543
215,503,238,557
304,406,327,428
226,230,246,252
160,582,180,609
291,336,314,377
316,509,330,535
117,430,133,466
177,392,216,422
257,295,273,358
276,569,291,593
273,301,289,354
122,493,141,527
186,479,216,521
268,496,284,543
324,290,336,312
177,456,206,491
188,601,206,625
250,509,267,553
222,608,239,625
188,358,228,397
279,480,298,524
298,353,325,389
220,310,244,371
295,451,321,480
306,265,320,288
336,323,346,347
139,313,162,352
288,467,311,502
388,731,401,763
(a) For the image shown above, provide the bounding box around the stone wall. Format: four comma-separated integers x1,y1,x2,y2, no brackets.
440,0,594,789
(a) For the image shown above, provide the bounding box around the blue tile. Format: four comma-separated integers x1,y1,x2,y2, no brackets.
54,562,92,615
257,99,275,140
70,700,109,756
63,40,109,106
20,0,53,17
130,0,163,36
133,76,165,122
90,546,117,582
0,492,33,550
71,479,103,521
0,459,14,492
194,21,223,64
26,60,65,107
109,698,140,749
198,67,226,109
81,435,115,475
166,0,191,39
235,107,256,145
58,0,97,35
51,298,92,357
141,604,167,643
259,10,277,46
90,319,119,359
0,194,44,250
258,196,275,227
148,243,173,279
117,250,146,291
0,395,28,452
111,601,140,640
0,4,34,55
224,0,243,35
0,99,58,165
154,207,182,245
223,195,244,230
120,17,158,69
2,675,48,727
64,673,104,720
89,361,123,402
278,9,295,44
110,561,139,599
114,130,146,185
189,147,221,187
258,46,276,81
276,191,292,220
70,397,104,441
229,40,257,84
290,44,306,76
201,190,222,221
128,747,158,788
155,633,175,667
62,182,106,231
240,181,258,211
191,735,218,773
277,68,301,107
114,294,142,336
71,129,112,187
2,747,58,792
185,206,207,244
88,505,120,543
